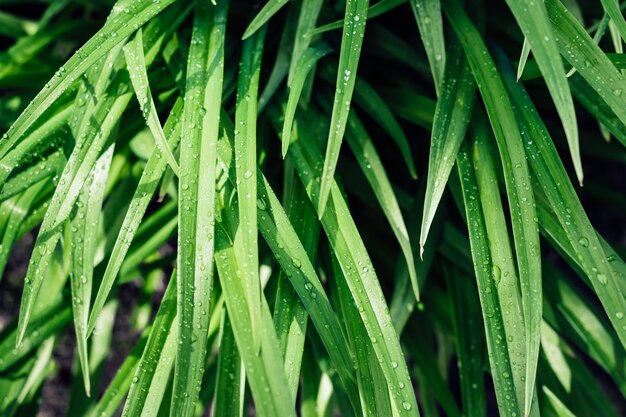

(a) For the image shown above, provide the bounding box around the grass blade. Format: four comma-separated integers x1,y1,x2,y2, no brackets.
234,26,266,351
282,44,332,157
456,141,521,417
410,0,446,91
288,0,324,84
443,2,542,411
122,272,177,417
124,29,180,176
419,40,474,254
317,0,369,216
243,0,290,40
87,98,183,335
500,58,626,351
70,145,114,396
172,0,228,414
345,110,418,300
214,309,245,417
506,0,582,185
288,109,420,416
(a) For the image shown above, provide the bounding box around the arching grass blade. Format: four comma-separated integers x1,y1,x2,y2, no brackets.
318,0,369,217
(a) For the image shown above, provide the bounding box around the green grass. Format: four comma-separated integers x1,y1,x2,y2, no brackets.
0,0,625,416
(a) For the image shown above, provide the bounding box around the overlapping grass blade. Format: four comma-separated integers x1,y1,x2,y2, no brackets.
500,60,626,349
288,0,324,85
0,0,177,159
282,44,332,157
317,0,369,216
16,42,130,345
345,110,418,300
233,26,266,351
122,272,177,417
214,309,245,417
220,111,359,410
272,168,320,400
333,255,392,417
213,227,296,417
470,118,527,411
419,40,474,254
446,267,486,417
443,2,542,411
546,0,626,131
456,141,521,417
505,0,582,186
124,29,179,176
70,145,114,396
410,0,446,91
172,0,227,414
288,110,420,416
86,98,183,335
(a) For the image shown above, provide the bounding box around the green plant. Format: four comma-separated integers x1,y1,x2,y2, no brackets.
0,0,625,416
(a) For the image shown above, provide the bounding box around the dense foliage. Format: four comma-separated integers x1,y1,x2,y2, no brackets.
0,0,625,416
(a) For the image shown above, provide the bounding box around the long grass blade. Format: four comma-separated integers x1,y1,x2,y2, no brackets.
345,110,418,300
171,0,228,414
506,0,582,186
419,40,474,255
500,58,626,350
443,2,542,412
70,145,114,396
456,141,521,417
234,26,266,351
317,0,369,216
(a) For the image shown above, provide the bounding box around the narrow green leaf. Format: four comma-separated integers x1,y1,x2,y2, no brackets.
172,0,228,414
86,98,183,335
506,0,582,186
500,59,626,351
214,309,245,417
234,25,266,351
70,144,114,396
123,29,180,176
517,38,531,81
443,2,542,412
318,0,369,216
282,44,332,157
243,0,290,40
456,141,521,417
419,40,475,254
345,110,418,300
288,0,324,84
410,0,446,91
122,272,177,417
